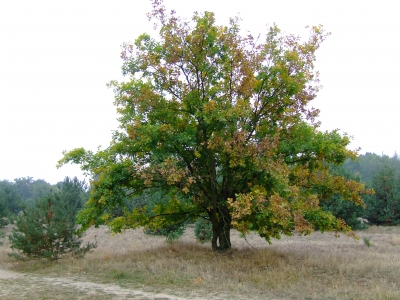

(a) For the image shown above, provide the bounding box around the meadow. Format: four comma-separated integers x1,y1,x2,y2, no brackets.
1,225,400,299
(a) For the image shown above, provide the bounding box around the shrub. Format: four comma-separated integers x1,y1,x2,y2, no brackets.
140,189,188,242
363,237,373,247
194,218,212,243
144,223,186,243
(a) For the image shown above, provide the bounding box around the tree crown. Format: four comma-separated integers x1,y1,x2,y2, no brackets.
58,0,370,248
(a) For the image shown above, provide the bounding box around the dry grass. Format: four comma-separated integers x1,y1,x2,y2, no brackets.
1,225,400,299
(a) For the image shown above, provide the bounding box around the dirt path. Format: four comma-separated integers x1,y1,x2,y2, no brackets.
0,268,204,300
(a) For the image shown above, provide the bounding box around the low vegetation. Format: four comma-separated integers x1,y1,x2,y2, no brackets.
1,225,400,299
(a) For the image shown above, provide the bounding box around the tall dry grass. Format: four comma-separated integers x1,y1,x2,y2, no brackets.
2,225,400,299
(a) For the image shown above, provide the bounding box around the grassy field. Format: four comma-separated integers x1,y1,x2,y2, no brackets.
1,225,400,299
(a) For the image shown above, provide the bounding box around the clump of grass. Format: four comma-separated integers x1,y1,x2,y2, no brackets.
363,237,373,247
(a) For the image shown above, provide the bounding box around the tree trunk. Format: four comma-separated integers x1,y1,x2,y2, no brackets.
210,208,231,252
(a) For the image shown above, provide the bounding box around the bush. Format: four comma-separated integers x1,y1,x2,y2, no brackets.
144,223,186,243
140,189,189,242
363,237,373,247
194,217,212,243
8,179,96,260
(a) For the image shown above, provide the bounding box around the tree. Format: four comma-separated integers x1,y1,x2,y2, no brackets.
365,163,400,225
0,195,8,227
56,176,89,212
0,180,23,215
320,165,367,229
13,177,57,205
343,153,389,187
58,0,369,251
0,193,7,246
8,177,95,260
0,178,61,217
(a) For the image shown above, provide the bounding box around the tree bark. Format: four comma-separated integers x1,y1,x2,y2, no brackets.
210,208,232,252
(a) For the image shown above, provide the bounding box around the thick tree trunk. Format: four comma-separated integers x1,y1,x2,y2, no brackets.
210,208,232,252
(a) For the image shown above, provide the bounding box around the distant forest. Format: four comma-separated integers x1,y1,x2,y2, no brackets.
1,152,400,230
0,177,89,221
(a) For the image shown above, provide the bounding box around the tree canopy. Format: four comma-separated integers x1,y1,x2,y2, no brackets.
58,0,370,251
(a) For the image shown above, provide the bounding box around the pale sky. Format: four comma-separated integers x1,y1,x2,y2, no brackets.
1,0,399,184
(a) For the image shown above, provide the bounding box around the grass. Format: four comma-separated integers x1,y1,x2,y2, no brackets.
2,225,400,299
0,277,113,300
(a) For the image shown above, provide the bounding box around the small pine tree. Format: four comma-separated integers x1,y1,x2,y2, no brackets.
321,194,367,229
320,164,368,229
56,176,89,211
365,164,400,225
194,218,212,243
144,223,186,242
140,189,188,242
0,196,8,228
0,197,8,246
8,178,96,260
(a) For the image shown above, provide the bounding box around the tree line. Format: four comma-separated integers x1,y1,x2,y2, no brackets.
0,177,86,217
323,152,400,228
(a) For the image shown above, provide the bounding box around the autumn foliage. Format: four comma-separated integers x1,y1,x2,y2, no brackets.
58,0,370,251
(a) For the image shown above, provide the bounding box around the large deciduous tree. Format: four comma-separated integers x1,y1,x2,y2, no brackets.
58,0,369,251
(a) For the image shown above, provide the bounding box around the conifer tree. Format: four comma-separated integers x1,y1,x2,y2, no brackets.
365,164,400,225
0,196,7,245
8,177,96,260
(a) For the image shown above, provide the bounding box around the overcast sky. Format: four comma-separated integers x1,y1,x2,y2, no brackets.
1,0,398,184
